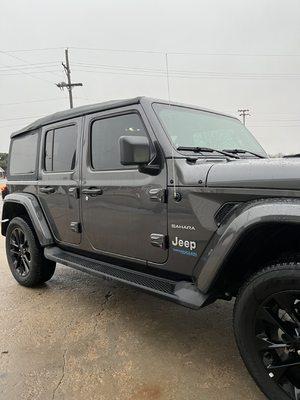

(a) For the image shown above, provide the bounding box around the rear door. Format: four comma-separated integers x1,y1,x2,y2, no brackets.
81,106,168,263
38,118,82,245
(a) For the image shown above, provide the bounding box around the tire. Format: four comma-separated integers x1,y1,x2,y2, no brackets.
234,263,300,400
5,216,56,287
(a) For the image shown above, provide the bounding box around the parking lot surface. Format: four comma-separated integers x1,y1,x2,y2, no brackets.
0,233,265,400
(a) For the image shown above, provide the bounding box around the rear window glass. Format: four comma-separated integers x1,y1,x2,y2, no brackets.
10,131,38,175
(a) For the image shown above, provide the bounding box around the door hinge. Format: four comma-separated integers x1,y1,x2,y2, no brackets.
149,188,167,203
70,222,81,233
150,233,168,249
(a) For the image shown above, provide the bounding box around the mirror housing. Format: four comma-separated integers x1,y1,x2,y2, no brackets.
119,136,151,165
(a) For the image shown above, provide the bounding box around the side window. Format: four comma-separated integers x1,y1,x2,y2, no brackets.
91,113,148,171
10,130,38,175
44,125,77,172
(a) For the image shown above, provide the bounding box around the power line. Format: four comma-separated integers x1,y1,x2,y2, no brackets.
3,47,64,53
249,125,300,128
65,46,162,55
0,70,61,77
248,112,300,116
0,123,29,129
3,46,300,57
0,115,45,122
73,62,300,77
253,119,300,122
2,49,300,83
73,61,165,73
0,97,69,106
0,61,54,84
0,50,60,74
169,51,300,57
72,67,300,80
69,47,300,57
0,62,59,71
71,61,300,79
0,49,61,82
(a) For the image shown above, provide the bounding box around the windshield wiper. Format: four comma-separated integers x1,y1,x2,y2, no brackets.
222,148,265,159
177,146,240,159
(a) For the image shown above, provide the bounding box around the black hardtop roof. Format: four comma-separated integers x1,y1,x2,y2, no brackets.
11,96,237,138
11,97,142,138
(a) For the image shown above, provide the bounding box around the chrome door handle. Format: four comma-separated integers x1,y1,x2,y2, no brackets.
82,187,103,196
40,186,55,194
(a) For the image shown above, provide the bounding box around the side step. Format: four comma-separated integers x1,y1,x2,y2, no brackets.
44,246,209,310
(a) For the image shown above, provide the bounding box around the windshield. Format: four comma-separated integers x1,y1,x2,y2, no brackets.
153,103,267,157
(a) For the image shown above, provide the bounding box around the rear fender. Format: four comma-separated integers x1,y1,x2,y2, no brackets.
2,193,54,246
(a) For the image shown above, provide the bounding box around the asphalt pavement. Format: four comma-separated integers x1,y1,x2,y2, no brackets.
0,226,265,400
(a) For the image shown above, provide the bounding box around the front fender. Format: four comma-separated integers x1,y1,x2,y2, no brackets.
194,198,300,293
2,193,54,246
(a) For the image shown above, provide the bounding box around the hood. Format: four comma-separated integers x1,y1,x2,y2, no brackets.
207,158,300,190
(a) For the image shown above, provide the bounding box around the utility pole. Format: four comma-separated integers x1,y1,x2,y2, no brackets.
238,109,250,125
56,49,83,109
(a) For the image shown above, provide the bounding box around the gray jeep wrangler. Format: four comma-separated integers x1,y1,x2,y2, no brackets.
3,97,300,399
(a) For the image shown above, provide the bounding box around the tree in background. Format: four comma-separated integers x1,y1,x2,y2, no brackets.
0,153,8,173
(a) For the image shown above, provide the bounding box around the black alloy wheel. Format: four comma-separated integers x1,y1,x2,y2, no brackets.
255,291,300,399
9,226,31,277
6,216,56,287
234,264,300,400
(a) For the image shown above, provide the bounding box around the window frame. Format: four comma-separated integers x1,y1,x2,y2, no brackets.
43,123,78,174
89,110,153,172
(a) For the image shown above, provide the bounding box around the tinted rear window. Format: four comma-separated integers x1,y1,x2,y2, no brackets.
10,131,38,175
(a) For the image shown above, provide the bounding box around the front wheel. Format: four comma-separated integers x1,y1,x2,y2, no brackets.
6,217,56,287
234,263,300,400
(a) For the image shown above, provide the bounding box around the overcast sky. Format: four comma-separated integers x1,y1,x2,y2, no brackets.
1,0,300,154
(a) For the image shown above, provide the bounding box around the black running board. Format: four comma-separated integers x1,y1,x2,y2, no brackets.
44,246,209,309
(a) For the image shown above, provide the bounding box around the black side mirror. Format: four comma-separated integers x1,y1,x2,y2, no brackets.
119,136,151,165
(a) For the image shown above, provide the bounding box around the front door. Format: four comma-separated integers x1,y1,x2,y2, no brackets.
81,106,168,263
38,118,81,245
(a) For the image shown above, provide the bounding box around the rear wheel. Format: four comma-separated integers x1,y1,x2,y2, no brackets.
234,263,300,399
6,217,56,287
